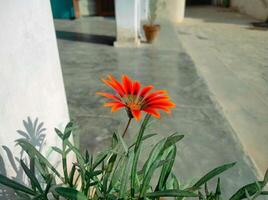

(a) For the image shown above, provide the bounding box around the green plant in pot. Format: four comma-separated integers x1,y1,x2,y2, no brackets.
143,0,164,43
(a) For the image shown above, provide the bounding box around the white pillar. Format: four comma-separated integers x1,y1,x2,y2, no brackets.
140,0,149,21
0,0,69,181
114,0,140,47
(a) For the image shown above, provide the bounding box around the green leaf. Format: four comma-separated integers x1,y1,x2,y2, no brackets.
112,132,118,149
263,168,268,185
116,132,128,154
85,170,102,179
215,178,221,200
140,156,170,197
93,151,109,170
156,145,177,191
69,164,76,187
229,181,265,200
146,189,198,198
129,133,157,149
163,133,184,150
51,146,62,154
16,139,64,182
106,154,117,173
55,187,88,200
119,152,134,198
0,174,35,195
63,121,74,140
134,114,151,153
131,114,151,198
44,174,53,196
20,159,43,194
191,162,236,190
142,138,166,176
261,191,268,195
54,128,63,139
171,173,180,190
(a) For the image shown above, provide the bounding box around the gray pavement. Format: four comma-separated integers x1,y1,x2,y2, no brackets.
55,12,263,198
177,6,268,177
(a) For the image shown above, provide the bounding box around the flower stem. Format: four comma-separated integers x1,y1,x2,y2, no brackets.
122,117,132,138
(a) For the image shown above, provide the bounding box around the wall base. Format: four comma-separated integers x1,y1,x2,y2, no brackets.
114,40,141,48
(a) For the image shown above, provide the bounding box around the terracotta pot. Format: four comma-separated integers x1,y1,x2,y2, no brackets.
143,24,161,43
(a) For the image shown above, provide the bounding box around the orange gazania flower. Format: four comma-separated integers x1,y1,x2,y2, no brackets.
97,75,176,121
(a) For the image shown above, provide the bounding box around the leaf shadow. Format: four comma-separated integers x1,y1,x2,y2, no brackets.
0,117,47,199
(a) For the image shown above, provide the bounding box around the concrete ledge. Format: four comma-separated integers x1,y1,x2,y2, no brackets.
113,40,141,48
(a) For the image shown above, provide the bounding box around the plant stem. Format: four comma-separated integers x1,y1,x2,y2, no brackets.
62,141,69,184
122,117,132,138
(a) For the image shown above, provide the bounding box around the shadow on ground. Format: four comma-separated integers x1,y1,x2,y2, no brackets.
56,30,115,46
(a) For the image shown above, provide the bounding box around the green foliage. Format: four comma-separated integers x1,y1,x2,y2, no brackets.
0,115,267,199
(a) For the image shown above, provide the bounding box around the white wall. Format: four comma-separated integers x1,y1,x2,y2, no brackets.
231,0,268,20
156,0,186,23
0,0,69,180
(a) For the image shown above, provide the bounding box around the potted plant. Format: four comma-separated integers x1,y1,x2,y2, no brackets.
143,0,162,43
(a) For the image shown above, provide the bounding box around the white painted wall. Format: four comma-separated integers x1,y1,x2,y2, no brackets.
114,0,140,47
156,0,186,23
231,0,268,20
0,0,69,180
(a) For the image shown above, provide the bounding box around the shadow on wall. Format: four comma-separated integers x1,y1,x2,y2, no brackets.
56,30,116,46
0,117,48,200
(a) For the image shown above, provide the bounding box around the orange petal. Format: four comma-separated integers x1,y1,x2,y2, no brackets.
122,75,132,94
108,75,125,97
102,77,124,97
96,92,121,101
132,81,141,95
143,90,168,101
132,110,142,121
146,105,171,113
143,108,161,118
145,96,169,103
139,85,154,97
104,102,125,107
147,100,176,108
111,104,125,112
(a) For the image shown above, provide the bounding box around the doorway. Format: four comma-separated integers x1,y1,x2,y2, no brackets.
186,0,212,5
96,0,115,16
50,0,75,19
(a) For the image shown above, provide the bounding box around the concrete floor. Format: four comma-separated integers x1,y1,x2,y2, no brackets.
178,6,268,177
55,8,265,198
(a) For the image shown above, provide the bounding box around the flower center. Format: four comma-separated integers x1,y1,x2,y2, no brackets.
123,95,142,110
128,102,141,110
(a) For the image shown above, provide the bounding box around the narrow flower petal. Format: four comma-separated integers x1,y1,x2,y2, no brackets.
146,100,176,107
139,85,154,97
104,102,125,107
143,90,168,101
96,92,121,101
102,78,124,97
111,104,125,112
143,108,161,118
147,105,171,113
108,75,125,97
122,75,132,94
132,81,141,95
132,110,142,121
